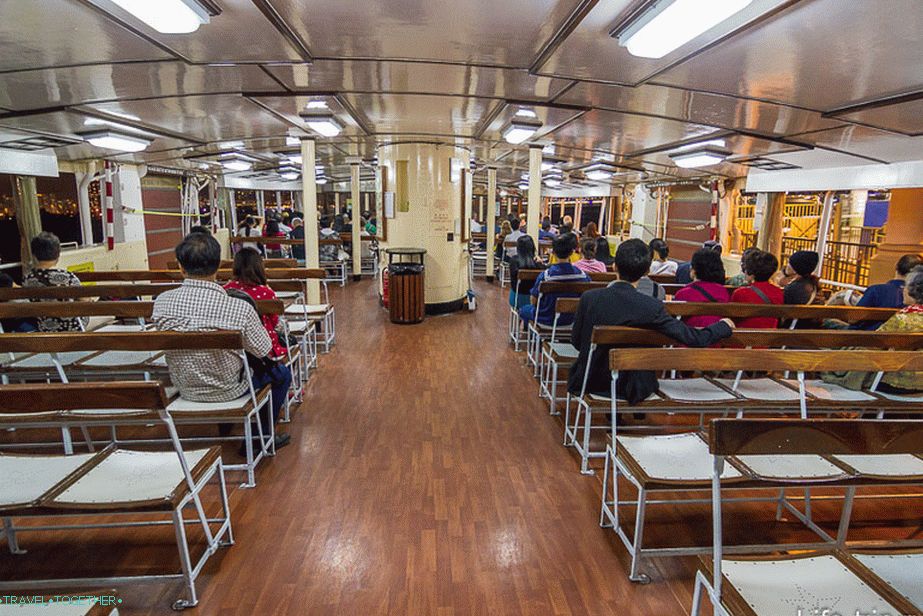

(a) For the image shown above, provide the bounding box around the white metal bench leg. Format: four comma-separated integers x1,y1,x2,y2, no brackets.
2,517,25,554
580,405,594,475
171,507,199,611
628,488,650,584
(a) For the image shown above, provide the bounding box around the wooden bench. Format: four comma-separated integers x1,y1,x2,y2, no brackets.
0,331,286,488
0,382,232,610
167,258,297,269
691,418,923,616
73,268,325,283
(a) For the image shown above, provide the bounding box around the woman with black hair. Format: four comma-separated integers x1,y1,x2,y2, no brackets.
224,248,286,359
648,238,677,276
264,219,286,258
509,235,544,309
594,237,614,270
674,248,730,327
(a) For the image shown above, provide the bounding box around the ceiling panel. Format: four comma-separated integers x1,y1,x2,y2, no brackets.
555,82,841,136
793,125,923,164
84,94,294,143
0,110,197,162
341,93,493,137
543,108,720,156
82,0,307,63
830,97,923,136
0,62,285,111
245,94,371,139
767,148,870,169
480,103,585,145
654,0,923,111
0,0,171,72
268,0,584,68
263,60,571,101
536,0,790,86
636,134,802,168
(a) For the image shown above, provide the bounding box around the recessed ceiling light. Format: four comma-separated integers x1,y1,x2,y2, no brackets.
79,129,151,153
544,178,561,188
110,0,211,34
502,118,542,145
669,145,731,168
499,189,508,197
316,177,328,185
615,0,753,59
220,140,244,150
286,136,301,146
219,155,253,172
514,108,538,119
299,110,343,138
306,101,328,109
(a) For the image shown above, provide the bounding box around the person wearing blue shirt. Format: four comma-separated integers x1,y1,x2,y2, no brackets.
519,233,588,326
538,218,557,241
851,253,923,329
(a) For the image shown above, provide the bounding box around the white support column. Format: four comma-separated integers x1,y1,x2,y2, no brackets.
364,192,370,217
75,170,97,246
335,192,340,215
257,191,265,219
302,139,321,304
527,146,542,242
487,166,497,281
275,190,282,214
351,163,361,278
229,189,238,230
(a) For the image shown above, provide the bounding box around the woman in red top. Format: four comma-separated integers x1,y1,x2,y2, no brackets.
730,250,784,328
263,219,287,259
225,248,286,359
674,248,730,327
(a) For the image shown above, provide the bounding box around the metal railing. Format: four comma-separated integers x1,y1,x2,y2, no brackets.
781,236,879,288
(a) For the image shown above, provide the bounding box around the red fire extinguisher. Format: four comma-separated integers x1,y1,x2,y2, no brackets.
382,268,390,308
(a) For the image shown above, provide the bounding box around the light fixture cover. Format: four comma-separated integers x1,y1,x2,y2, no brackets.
669,145,731,168
300,110,343,138
110,0,211,34
502,118,542,145
79,129,151,153
615,0,752,59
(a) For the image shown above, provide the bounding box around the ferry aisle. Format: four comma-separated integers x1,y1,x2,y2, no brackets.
134,280,693,615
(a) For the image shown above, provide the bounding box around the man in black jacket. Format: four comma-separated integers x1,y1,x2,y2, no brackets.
567,238,734,404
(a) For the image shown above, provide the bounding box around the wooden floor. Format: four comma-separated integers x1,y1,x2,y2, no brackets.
3,280,921,615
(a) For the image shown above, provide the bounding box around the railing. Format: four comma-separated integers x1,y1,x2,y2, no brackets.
781,236,879,288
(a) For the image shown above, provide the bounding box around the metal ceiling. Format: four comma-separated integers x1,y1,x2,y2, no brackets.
2,0,923,188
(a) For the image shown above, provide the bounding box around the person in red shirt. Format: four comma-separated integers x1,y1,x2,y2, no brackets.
730,250,784,328
674,248,730,327
224,248,286,359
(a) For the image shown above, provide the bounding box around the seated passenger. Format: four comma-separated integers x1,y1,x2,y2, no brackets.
573,238,608,274
509,235,544,309
727,247,759,288
519,233,588,326
495,220,513,262
674,248,730,327
548,232,581,265
595,237,615,271
851,253,923,330
782,250,820,305
290,218,305,262
319,217,340,261
539,219,556,241
0,270,36,333
23,232,85,332
224,248,286,360
567,239,733,403
675,240,722,284
730,250,784,329
873,266,923,394
264,220,286,259
648,238,677,276
583,221,600,240
504,218,525,259
153,234,291,450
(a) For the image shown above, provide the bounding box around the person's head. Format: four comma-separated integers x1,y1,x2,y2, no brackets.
519,213,527,224
542,216,551,227
648,238,669,261
615,238,652,283
31,232,61,266
189,225,210,235
542,220,551,231
510,218,521,232
232,247,268,286
786,250,819,278
515,235,537,263
580,238,597,260
500,220,512,236
559,223,573,235
552,233,576,262
702,240,723,256
904,266,923,305
747,250,779,283
266,220,280,235
562,215,573,226
584,222,598,238
245,216,256,228
896,254,923,278
740,247,760,274
595,237,611,262
175,232,222,279
690,248,726,284
292,217,303,228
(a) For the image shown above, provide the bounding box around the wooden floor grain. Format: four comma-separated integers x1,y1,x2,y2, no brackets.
3,279,920,615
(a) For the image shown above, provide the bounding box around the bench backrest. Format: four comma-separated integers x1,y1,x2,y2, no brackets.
608,347,923,373
167,258,296,269
537,281,607,295
664,301,896,323
0,299,284,319
709,418,923,456
589,326,923,350
0,331,245,354
74,268,325,283
0,381,168,414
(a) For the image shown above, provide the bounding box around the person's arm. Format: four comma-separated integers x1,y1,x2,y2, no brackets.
855,285,876,308
242,308,273,358
650,303,733,346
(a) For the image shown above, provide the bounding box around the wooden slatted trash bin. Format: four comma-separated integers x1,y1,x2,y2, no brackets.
388,262,425,324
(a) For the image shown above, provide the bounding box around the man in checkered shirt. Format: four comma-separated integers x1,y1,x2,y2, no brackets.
153,233,291,449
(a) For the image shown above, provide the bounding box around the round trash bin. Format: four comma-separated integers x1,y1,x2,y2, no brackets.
388,262,425,324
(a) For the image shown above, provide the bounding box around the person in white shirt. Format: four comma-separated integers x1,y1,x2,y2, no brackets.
504,218,525,259
648,238,678,276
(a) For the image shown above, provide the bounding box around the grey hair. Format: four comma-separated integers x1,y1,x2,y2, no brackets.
906,266,923,304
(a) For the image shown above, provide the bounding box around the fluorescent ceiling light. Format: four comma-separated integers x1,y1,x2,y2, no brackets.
316,177,328,185
79,130,151,153
672,138,727,153
514,108,537,119
499,189,508,197
517,182,530,190
110,0,210,34
306,101,328,109
220,155,252,172
286,136,301,146
300,110,343,138
616,0,752,59
586,170,612,182
669,145,731,168
544,179,561,188
287,154,303,165
280,171,300,180
502,118,542,145
220,140,244,150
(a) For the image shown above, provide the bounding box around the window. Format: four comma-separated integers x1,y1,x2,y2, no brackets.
36,173,82,247
0,173,22,278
